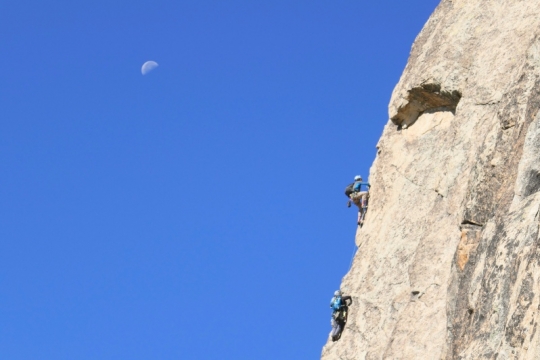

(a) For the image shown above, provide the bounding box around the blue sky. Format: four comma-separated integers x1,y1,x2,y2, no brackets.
0,1,440,359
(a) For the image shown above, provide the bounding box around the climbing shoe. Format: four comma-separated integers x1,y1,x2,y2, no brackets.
347,200,351,208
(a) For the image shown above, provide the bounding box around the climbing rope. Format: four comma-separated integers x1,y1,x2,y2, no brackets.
349,192,368,269
347,241,358,272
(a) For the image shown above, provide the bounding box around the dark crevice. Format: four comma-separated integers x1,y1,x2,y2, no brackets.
461,219,484,227
391,83,462,127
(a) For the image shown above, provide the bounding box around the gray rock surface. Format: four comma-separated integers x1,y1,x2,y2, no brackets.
321,1,540,359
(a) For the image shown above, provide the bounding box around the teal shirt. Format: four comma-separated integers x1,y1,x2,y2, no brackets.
353,181,370,192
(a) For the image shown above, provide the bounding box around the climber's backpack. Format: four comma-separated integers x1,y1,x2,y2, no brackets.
344,183,355,198
331,296,342,311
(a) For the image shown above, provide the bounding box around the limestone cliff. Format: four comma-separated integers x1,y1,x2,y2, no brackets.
322,1,540,359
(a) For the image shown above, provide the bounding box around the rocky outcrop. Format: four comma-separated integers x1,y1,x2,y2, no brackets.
322,1,540,359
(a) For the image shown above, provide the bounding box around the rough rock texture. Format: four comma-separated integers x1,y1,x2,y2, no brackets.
321,1,540,359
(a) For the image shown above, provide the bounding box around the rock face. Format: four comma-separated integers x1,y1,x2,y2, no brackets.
321,1,540,359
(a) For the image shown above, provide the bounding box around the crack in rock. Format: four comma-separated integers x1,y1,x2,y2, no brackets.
392,164,444,198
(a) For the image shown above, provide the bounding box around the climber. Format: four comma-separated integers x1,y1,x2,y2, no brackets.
329,290,353,342
345,175,371,226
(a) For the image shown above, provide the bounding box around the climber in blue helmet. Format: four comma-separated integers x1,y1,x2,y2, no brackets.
345,175,371,226
329,290,353,342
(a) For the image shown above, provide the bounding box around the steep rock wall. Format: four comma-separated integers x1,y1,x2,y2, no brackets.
322,1,540,359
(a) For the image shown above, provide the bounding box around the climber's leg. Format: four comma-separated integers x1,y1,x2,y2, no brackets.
330,317,342,341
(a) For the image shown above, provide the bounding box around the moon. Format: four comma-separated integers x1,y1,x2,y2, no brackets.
141,61,158,75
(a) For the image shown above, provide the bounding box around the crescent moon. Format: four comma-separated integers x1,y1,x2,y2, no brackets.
141,61,159,75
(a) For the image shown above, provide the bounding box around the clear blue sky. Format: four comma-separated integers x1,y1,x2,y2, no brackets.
0,1,440,358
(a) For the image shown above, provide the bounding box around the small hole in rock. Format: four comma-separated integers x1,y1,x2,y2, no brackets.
467,309,474,315
412,291,420,295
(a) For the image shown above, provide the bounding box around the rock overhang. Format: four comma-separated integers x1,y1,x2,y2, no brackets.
390,83,462,128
